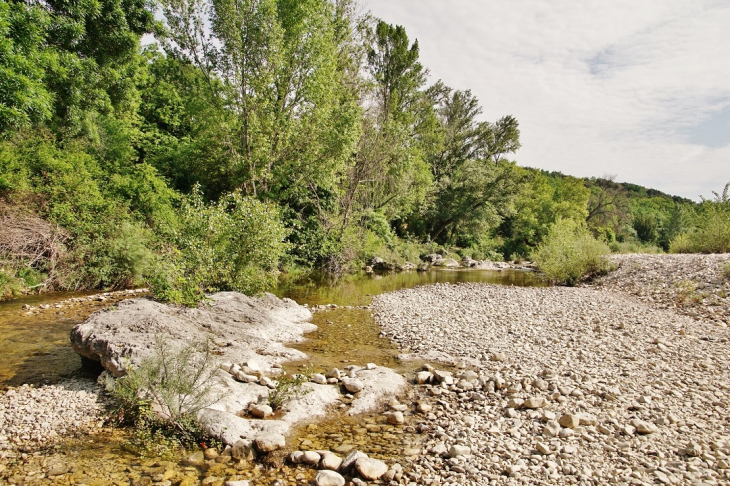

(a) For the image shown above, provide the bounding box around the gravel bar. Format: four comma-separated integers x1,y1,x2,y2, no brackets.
0,379,104,455
373,254,730,485
589,253,730,325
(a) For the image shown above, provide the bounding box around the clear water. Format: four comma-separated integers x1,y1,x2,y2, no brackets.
0,268,543,485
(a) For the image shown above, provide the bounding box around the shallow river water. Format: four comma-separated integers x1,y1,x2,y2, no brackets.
0,268,542,486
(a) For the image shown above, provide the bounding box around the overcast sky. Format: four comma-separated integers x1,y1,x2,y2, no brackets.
364,0,730,200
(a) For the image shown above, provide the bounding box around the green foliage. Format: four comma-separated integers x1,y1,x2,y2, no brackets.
0,133,172,291
105,338,221,454
0,1,53,133
669,183,730,254
608,240,663,254
673,280,704,307
722,262,730,280
151,187,288,305
7,0,718,301
0,270,23,299
499,171,589,259
367,20,426,121
632,213,658,243
531,218,612,286
268,368,312,411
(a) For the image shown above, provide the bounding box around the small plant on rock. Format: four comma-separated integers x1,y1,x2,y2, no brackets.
722,262,730,280
105,337,222,455
674,280,704,307
267,367,312,411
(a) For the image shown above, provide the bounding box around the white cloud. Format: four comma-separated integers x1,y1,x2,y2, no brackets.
364,0,730,200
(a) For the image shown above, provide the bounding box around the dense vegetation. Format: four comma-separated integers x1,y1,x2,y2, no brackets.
1,0,727,300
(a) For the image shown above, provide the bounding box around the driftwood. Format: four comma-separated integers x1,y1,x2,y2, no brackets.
0,204,68,287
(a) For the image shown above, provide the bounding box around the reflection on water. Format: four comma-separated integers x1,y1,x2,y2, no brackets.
0,269,543,484
275,267,544,307
0,269,542,387
279,268,544,376
0,292,112,386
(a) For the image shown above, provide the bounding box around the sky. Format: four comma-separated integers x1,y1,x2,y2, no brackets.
364,0,730,200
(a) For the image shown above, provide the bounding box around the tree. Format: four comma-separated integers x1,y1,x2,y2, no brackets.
499,171,589,258
366,20,425,123
424,159,526,243
0,1,53,134
337,19,431,234
427,86,486,183
416,83,523,243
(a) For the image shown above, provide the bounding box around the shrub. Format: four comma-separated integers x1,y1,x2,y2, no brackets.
267,368,312,411
674,280,704,307
0,270,23,299
632,214,658,243
150,187,289,306
668,233,695,254
670,183,730,254
531,218,612,285
609,240,663,254
722,262,730,280
105,337,222,453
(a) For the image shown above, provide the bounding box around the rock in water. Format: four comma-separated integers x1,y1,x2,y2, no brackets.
355,457,389,480
320,452,343,471
315,470,345,486
254,433,285,452
251,404,273,418
339,450,368,473
71,292,313,377
301,450,321,465
182,451,205,467
232,440,255,461
387,411,405,424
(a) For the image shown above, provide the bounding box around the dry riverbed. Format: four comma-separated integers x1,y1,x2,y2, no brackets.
373,253,730,485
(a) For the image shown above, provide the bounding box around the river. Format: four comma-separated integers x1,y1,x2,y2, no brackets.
0,268,542,485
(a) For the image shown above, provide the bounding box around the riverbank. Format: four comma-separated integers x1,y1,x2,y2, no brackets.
372,253,730,485
589,253,730,325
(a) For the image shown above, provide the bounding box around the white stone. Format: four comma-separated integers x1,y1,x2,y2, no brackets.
315,470,345,486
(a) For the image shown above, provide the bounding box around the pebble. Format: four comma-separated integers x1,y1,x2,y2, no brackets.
315,470,345,486
0,380,103,452
371,253,730,486
254,433,285,452
320,451,343,471
354,457,388,480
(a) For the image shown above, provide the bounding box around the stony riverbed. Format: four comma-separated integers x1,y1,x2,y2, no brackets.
1,255,728,485
372,254,730,485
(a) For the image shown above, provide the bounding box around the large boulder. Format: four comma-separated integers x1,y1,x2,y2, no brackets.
421,253,443,264
70,292,345,445
71,292,314,377
433,258,459,267
348,367,406,415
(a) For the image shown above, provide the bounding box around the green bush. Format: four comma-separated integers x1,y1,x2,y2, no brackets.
0,270,23,299
267,368,312,411
722,262,730,280
669,183,730,254
150,187,289,306
668,233,695,254
105,338,221,454
632,214,657,243
531,218,612,285
609,240,663,254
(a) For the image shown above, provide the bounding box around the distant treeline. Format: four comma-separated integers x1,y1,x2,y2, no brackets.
1,0,728,301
